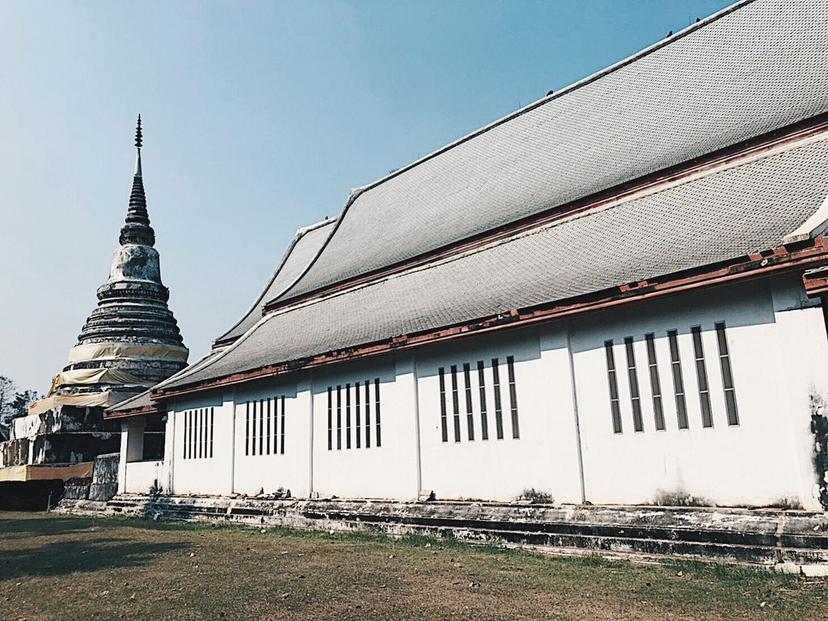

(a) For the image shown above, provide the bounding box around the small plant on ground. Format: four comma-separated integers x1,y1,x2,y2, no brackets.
519,488,555,504
654,491,711,507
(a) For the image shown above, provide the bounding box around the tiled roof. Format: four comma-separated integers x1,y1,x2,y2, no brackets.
107,389,154,413
163,136,828,389
271,0,828,304
108,350,222,411
215,218,336,344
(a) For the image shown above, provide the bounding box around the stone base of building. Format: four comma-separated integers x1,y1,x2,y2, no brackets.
56,494,828,573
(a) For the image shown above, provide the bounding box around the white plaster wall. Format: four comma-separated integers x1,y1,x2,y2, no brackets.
169,390,233,495
417,327,582,503
117,423,128,494
311,356,419,499
124,460,162,494
572,277,820,508
770,274,828,510
148,273,826,510
231,377,310,497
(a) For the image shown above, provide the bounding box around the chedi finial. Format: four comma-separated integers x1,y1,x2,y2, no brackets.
135,114,143,149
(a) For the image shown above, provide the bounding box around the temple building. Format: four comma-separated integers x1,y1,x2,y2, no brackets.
0,119,187,505
110,0,828,519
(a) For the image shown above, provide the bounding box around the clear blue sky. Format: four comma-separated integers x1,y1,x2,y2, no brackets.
0,0,733,392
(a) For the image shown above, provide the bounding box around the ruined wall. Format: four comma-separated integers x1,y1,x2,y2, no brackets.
89,452,120,500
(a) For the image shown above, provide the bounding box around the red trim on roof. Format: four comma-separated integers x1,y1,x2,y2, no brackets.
154,237,828,399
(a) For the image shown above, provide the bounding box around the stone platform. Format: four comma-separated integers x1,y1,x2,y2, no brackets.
57,494,828,574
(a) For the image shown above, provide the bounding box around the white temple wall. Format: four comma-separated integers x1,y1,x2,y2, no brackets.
168,391,233,495
124,460,163,494
152,273,827,510
416,327,583,503
310,356,419,500
769,277,828,510
231,377,311,498
571,275,825,510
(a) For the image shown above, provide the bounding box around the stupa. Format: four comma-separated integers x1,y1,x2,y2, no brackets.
0,118,188,506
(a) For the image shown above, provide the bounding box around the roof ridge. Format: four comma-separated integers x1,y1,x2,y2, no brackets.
272,0,756,305
295,216,337,237
340,0,753,201
214,216,338,345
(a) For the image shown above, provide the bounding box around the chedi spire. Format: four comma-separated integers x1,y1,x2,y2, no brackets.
120,115,154,246
49,116,188,396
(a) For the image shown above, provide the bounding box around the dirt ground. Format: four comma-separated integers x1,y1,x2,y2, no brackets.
0,511,826,620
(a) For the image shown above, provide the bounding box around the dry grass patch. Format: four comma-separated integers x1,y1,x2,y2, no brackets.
0,511,826,620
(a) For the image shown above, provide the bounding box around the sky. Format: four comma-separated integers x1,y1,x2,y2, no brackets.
0,0,734,393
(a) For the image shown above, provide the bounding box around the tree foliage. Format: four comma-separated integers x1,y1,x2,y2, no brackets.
0,376,39,441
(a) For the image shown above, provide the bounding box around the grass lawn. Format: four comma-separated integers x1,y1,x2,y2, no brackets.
0,511,826,620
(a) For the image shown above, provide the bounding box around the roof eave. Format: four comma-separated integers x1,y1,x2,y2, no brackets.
155,236,828,399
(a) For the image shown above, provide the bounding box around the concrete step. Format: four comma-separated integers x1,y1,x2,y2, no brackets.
93,494,828,569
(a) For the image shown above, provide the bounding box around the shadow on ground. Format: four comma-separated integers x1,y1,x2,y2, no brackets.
0,515,103,539
0,533,190,581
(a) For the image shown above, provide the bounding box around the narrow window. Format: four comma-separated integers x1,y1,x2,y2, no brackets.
477,361,489,440
198,408,203,459
271,398,277,454
374,378,382,447
691,326,713,428
266,398,271,455
336,385,342,450
246,402,251,455
345,383,352,449
439,368,448,443
604,341,623,433
252,400,258,456
625,338,644,432
210,407,214,458
645,334,665,431
463,363,474,441
184,411,189,459
259,399,265,455
667,331,689,429
364,381,371,448
280,395,286,454
203,409,207,457
327,387,332,451
492,358,504,439
506,355,520,439
355,380,362,448
451,365,461,442
715,322,739,426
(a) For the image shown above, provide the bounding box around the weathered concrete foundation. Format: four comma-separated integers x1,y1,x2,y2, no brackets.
58,494,828,572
